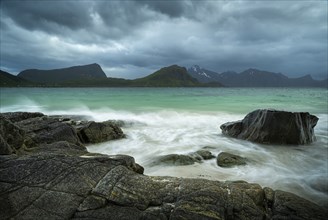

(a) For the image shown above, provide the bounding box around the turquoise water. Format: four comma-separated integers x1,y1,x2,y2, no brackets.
1,87,327,206
1,87,327,114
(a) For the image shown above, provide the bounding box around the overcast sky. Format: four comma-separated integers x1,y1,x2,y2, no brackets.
0,0,327,79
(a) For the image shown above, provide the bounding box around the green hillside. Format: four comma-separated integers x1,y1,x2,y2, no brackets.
133,65,201,87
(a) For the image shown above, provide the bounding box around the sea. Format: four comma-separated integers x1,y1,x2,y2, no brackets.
1,87,327,206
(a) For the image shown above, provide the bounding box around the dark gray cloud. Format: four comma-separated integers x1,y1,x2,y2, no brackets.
138,0,187,17
2,1,93,32
0,0,327,79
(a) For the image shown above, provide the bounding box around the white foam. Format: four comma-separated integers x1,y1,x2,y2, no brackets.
84,108,327,206
1,100,326,206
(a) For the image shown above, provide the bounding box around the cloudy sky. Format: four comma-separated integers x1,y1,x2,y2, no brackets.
0,0,327,79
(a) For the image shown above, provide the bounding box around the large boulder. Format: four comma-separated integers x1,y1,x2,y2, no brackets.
220,109,319,145
77,121,125,144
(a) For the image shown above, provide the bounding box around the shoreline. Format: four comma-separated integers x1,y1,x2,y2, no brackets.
0,111,326,219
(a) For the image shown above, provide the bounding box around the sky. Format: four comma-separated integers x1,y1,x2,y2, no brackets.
0,0,327,79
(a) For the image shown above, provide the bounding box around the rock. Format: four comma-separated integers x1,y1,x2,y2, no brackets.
152,150,215,167
272,190,325,220
107,154,144,174
0,115,25,154
77,121,125,144
1,112,44,123
195,150,215,160
152,154,201,166
0,111,326,219
0,135,12,155
15,115,82,147
28,141,88,156
220,109,319,145
217,152,247,167
0,152,326,219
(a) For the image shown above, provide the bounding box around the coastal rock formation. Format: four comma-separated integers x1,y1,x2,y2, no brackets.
76,121,125,144
0,112,326,219
220,109,319,145
217,152,247,168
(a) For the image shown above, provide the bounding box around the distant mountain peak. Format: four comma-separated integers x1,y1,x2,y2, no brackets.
188,65,213,79
298,74,313,80
191,65,201,72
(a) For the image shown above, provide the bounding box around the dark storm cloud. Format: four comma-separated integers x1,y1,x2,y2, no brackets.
137,0,187,17
2,1,93,32
0,0,327,79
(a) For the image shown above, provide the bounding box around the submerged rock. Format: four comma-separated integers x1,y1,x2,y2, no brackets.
217,152,247,167
152,150,215,166
153,154,200,166
195,150,215,160
220,109,319,145
0,112,326,219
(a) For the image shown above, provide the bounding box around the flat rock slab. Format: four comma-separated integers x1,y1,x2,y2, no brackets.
220,109,318,145
0,152,326,220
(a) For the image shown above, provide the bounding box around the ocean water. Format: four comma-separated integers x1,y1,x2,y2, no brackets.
1,87,327,205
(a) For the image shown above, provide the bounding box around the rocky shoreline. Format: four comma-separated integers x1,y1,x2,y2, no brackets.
0,111,326,219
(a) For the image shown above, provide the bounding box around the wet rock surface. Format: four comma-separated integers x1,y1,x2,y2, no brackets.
217,152,247,168
220,109,319,145
0,112,326,219
152,150,215,166
76,121,125,144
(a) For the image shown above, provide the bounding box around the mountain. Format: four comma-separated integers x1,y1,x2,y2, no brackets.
187,65,222,83
0,70,33,87
188,65,327,87
5,64,222,87
133,65,203,87
18,63,107,84
5,63,325,87
227,68,289,87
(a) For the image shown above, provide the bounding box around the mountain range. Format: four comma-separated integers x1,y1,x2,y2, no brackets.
0,63,326,87
188,65,327,87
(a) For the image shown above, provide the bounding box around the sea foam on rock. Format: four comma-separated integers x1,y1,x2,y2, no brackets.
0,112,326,219
220,109,319,145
